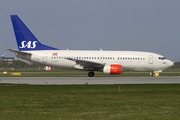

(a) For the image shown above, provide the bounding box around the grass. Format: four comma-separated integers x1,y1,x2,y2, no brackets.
0,84,180,120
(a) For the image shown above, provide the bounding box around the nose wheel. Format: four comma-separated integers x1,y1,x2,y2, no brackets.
152,73,155,77
150,72,155,77
88,71,95,77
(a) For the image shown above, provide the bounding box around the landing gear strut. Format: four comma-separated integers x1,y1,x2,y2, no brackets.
152,73,155,77
150,72,155,77
88,71,95,77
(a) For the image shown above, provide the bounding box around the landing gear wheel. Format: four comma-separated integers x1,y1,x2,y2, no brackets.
152,73,155,77
88,71,95,77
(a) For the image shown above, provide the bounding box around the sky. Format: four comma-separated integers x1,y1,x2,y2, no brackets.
0,0,180,61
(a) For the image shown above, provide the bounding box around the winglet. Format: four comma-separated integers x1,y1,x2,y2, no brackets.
10,15,59,51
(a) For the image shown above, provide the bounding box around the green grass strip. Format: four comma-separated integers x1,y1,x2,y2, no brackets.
0,84,180,120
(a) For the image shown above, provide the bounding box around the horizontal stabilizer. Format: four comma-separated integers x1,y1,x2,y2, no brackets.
7,49,32,55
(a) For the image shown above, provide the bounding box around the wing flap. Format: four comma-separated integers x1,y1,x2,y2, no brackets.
65,58,105,68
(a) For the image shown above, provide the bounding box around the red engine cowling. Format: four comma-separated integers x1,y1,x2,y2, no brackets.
103,64,123,74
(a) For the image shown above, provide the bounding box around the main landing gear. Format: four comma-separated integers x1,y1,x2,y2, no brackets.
88,71,95,77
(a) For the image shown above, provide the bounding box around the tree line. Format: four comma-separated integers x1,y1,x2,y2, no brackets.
0,60,43,70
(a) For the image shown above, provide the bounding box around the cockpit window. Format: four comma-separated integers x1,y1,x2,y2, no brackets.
158,57,166,60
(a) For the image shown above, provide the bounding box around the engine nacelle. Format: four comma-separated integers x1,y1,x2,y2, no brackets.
103,64,123,74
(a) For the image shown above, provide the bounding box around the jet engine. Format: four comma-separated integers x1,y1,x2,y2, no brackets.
103,64,123,74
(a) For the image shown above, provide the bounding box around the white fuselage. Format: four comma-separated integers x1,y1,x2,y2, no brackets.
16,50,174,72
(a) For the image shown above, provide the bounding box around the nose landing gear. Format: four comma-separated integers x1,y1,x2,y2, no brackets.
151,73,155,77
150,72,155,77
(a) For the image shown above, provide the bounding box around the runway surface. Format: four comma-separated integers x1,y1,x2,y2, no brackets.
0,77,180,85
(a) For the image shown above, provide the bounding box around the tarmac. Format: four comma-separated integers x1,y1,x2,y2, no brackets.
0,77,180,85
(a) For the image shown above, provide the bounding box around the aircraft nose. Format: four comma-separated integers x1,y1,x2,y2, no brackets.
168,60,174,67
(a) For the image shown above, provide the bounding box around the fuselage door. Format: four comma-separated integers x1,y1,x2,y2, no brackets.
149,55,153,64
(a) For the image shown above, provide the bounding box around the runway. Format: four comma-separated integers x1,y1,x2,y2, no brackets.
0,77,180,85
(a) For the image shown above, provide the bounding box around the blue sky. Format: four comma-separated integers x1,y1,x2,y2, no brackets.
0,0,180,61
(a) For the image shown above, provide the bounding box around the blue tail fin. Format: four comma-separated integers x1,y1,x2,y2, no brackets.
11,15,59,51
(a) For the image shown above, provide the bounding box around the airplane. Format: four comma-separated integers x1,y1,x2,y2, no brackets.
0,54,6,61
8,15,174,77
0,53,14,61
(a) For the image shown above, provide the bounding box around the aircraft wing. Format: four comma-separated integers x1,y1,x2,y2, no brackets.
7,49,32,55
65,58,105,68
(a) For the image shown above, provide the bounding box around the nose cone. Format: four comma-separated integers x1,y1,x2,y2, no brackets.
168,60,174,67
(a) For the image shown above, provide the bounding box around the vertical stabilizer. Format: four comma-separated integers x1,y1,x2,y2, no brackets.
11,15,59,51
